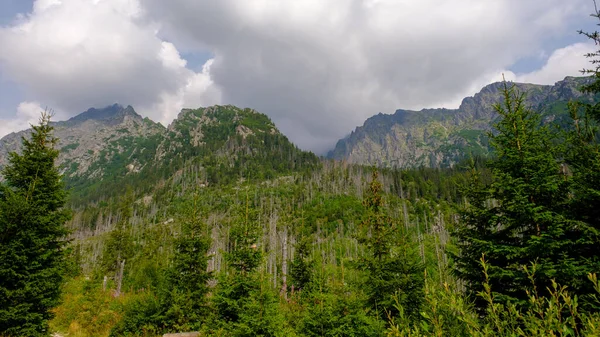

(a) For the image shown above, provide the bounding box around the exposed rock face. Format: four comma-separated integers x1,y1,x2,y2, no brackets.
328,76,594,168
0,104,165,180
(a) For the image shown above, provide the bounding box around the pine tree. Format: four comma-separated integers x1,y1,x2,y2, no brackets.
359,170,424,321
454,81,578,309
212,191,285,336
0,111,71,336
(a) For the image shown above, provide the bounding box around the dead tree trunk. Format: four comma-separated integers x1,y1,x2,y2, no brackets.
115,259,125,297
281,226,288,300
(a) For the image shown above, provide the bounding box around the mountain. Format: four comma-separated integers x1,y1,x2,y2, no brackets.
0,104,165,181
328,76,596,168
150,105,319,185
0,104,319,203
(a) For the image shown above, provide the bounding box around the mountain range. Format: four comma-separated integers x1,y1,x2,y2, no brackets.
0,104,318,204
327,76,596,167
0,76,595,190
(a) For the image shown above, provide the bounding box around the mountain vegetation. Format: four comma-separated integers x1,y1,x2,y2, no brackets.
2,17,600,337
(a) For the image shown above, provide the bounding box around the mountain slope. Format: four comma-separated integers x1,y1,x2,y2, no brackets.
328,76,596,168
0,104,165,181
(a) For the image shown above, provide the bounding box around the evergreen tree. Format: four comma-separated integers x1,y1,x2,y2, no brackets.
454,81,578,309
560,6,600,309
358,170,424,321
0,112,71,336
164,193,212,330
100,192,135,296
111,193,213,336
289,236,313,294
212,191,285,336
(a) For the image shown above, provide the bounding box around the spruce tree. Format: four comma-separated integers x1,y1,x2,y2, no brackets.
212,192,285,336
213,192,261,324
289,236,313,294
359,170,424,321
0,112,71,336
454,82,578,309
100,191,135,296
560,6,600,309
164,193,212,330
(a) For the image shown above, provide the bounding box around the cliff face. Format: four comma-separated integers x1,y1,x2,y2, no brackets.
328,77,593,168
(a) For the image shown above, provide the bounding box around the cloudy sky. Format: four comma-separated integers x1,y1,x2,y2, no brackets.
0,0,597,153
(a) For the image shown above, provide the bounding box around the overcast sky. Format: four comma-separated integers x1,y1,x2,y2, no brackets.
0,0,597,153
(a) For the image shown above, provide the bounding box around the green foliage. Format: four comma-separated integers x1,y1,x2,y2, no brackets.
162,194,212,331
389,259,600,337
51,278,127,337
60,142,80,152
561,8,600,310
109,293,163,337
100,193,135,280
225,193,262,275
0,112,72,336
358,170,424,321
300,292,384,337
454,82,581,309
289,237,313,293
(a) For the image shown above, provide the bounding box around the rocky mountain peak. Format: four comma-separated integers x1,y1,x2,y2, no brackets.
64,103,141,126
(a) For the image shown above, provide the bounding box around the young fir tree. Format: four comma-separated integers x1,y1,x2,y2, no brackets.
164,193,212,330
454,81,578,309
0,112,71,337
212,191,284,336
112,192,214,336
289,236,313,294
100,191,135,296
359,170,424,321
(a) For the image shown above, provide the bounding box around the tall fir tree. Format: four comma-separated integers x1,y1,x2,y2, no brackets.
560,4,600,309
212,191,285,336
164,192,212,330
0,112,71,336
358,170,424,321
454,81,580,309
100,191,135,296
289,236,313,294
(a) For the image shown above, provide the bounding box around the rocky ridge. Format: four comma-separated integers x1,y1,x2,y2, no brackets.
328,76,595,168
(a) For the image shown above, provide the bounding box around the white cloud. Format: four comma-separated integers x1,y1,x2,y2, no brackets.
0,101,46,137
140,58,221,125
0,0,594,152
514,43,596,84
142,0,590,152
438,42,596,109
0,0,220,135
